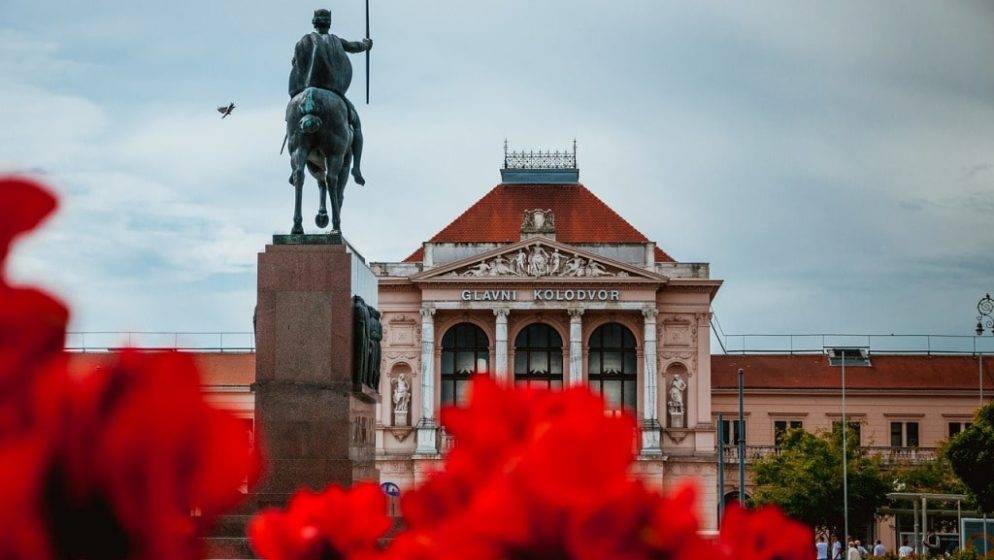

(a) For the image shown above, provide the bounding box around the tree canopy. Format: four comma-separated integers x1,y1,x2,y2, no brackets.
752,425,890,537
945,403,994,513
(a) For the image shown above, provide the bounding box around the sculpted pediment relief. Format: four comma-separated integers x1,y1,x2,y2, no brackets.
413,239,665,282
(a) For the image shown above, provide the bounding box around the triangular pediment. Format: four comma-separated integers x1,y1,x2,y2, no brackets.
412,239,667,282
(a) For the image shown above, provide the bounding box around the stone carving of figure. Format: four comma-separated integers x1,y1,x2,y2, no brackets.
528,245,549,276
492,255,514,275
368,308,383,389
586,261,608,277
668,375,688,427
392,374,411,426
514,249,528,275
549,249,566,276
463,261,491,276
563,255,586,277
352,296,371,387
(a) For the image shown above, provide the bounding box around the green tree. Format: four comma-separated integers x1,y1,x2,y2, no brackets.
892,454,967,495
752,426,890,536
945,403,994,512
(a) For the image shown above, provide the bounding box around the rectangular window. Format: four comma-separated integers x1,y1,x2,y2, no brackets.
773,420,803,447
906,422,919,447
949,422,972,438
890,421,920,447
833,421,861,445
720,419,745,445
891,422,903,447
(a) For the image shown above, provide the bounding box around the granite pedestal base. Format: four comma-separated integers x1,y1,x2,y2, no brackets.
252,238,379,506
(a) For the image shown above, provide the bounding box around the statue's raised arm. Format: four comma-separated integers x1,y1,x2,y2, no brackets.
340,37,372,53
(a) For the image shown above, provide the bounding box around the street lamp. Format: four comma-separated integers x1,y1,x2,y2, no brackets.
973,294,991,552
978,293,994,337
826,346,869,544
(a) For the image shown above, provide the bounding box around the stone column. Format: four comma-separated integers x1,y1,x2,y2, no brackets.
568,308,584,386
494,308,510,384
415,305,437,455
641,306,662,455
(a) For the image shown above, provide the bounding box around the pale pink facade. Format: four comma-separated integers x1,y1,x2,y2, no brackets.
369,234,723,529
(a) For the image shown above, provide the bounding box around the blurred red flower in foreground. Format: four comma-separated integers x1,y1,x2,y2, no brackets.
251,376,812,560
0,176,260,559
249,483,390,560
715,504,815,560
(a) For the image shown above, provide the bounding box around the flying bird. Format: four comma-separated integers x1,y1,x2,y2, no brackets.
217,102,235,119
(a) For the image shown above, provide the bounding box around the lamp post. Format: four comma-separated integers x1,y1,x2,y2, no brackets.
738,368,746,507
717,412,725,525
841,351,849,546
977,293,992,405
827,347,864,545
974,293,992,553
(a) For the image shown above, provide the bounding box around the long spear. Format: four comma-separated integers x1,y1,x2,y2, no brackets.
365,0,370,104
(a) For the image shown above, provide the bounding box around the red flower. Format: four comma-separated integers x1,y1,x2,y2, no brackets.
0,177,67,396
57,350,261,559
0,177,68,560
716,504,813,560
397,376,682,560
566,480,707,560
0,175,261,559
0,176,57,272
0,359,69,560
249,483,391,560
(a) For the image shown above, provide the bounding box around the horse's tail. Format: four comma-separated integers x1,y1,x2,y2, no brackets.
297,88,322,134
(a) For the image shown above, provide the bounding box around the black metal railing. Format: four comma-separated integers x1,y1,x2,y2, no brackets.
503,141,577,170
721,445,938,465
65,331,255,352
718,333,994,356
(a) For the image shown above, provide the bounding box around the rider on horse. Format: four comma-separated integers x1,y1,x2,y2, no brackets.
289,9,372,185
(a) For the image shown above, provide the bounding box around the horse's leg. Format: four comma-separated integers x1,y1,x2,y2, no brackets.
307,158,330,229
326,154,346,231
332,151,352,231
315,179,329,229
289,146,307,235
349,110,365,186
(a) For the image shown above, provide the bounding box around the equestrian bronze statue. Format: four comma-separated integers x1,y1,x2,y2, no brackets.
285,8,372,234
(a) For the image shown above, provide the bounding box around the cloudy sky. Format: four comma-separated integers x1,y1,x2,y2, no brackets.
3,1,994,350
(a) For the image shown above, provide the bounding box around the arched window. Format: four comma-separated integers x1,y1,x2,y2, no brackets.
721,491,753,510
587,322,637,413
514,323,563,389
440,323,489,406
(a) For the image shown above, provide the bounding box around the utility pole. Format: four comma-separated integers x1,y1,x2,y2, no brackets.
737,368,746,507
841,352,849,544
717,412,725,524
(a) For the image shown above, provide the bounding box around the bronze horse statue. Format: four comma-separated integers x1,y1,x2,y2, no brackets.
285,87,355,234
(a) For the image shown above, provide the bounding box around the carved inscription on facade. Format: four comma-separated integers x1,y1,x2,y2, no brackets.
460,289,622,302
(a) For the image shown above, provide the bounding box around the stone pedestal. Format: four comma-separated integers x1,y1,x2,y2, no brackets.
252,236,380,506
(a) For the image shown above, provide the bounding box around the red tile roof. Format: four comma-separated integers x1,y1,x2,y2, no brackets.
68,353,994,393
68,352,256,386
403,184,674,263
712,354,994,391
